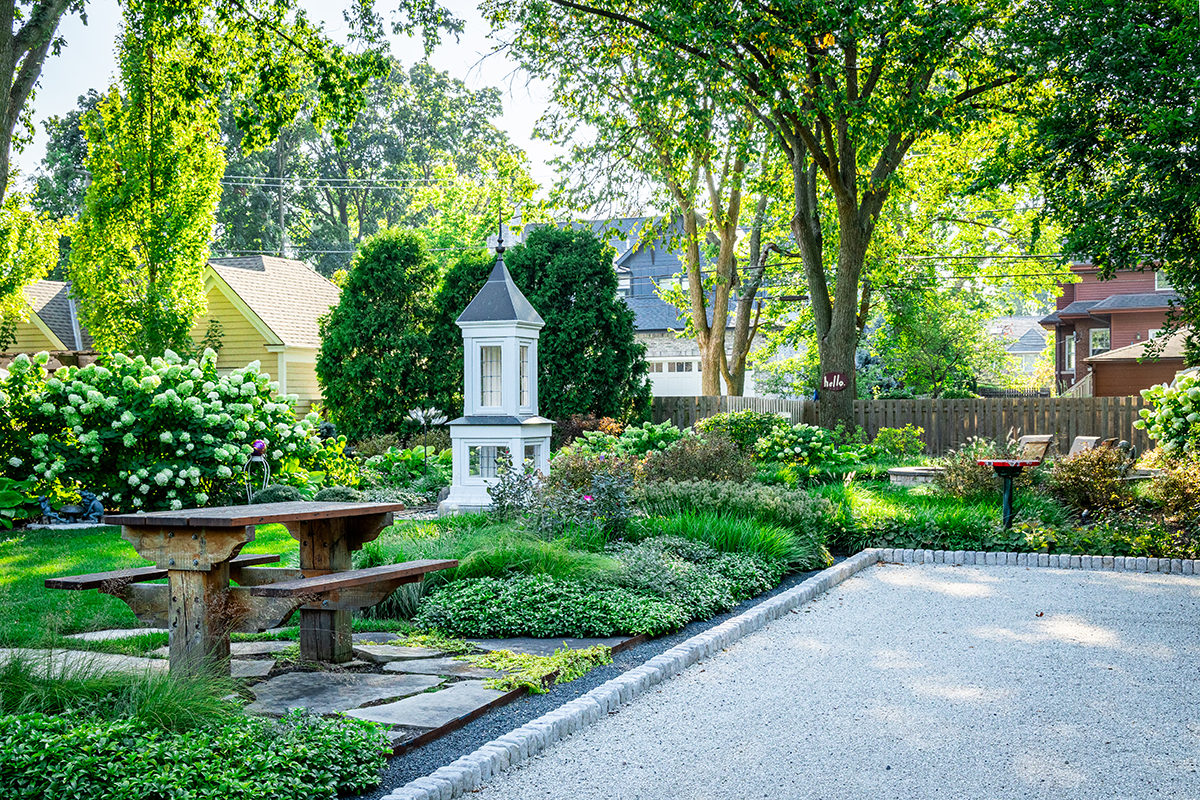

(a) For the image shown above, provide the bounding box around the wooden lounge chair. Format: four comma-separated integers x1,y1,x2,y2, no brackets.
1016,434,1054,463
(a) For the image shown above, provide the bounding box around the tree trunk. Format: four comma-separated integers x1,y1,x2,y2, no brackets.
726,194,769,395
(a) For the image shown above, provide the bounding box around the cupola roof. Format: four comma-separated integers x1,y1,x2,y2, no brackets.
456,255,544,326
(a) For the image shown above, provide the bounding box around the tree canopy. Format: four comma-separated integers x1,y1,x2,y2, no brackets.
316,227,440,440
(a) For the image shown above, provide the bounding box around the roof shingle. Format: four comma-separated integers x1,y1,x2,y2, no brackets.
208,256,340,348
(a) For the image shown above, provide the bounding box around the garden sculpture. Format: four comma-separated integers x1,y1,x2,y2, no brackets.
38,496,64,523
243,439,272,503
80,490,105,523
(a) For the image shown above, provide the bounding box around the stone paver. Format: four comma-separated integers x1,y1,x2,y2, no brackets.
468,637,629,657
347,681,508,728
354,644,446,663
384,657,503,679
65,628,164,641
0,648,166,675
151,640,295,659
231,659,275,679
245,671,443,716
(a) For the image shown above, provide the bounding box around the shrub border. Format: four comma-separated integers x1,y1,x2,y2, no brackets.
382,545,1199,799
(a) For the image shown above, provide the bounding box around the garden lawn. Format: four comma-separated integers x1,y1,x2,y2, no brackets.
0,524,299,648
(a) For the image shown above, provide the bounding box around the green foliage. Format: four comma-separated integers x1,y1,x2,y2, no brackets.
462,644,613,695
1015,506,1189,560
531,465,634,542
415,575,691,637
635,480,833,570
488,452,538,521
644,434,754,484
630,513,804,570
932,437,1037,498
0,350,319,511
694,410,790,452
0,478,40,530
1048,448,1132,513
251,484,304,505
1137,375,1200,457
754,424,838,465
431,227,651,421
0,709,387,800
0,653,237,731
312,485,363,502
70,11,224,356
871,425,926,457
0,193,62,349
550,415,625,451
317,228,440,441
1149,462,1200,532
308,436,361,489
362,446,452,489
563,421,686,458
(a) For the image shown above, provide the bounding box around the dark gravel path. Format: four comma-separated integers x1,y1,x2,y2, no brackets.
353,562,830,800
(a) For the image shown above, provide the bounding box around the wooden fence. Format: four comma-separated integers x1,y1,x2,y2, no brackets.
650,395,1152,456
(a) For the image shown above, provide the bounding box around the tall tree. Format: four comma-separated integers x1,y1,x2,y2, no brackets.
994,0,1199,363
0,190,61,348
316,227,439,440
488,0,1024,426
30,89,99,276
500,18,768,395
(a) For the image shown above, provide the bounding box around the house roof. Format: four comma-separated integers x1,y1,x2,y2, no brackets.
1039,312,1060,327
456,255,544,326
1085,329,1189,362
1057,300,1100,317
626,295,688,331
207,256,340,348
22,280,90,350
985,316,1046,353
1088,292,1180,313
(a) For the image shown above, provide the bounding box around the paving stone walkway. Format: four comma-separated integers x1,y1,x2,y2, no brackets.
467,564,1200,800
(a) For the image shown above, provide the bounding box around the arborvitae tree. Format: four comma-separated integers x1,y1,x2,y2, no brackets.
316,228,439,440
433,226,651,422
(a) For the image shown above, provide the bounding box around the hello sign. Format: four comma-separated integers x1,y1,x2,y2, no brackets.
822,371,849,392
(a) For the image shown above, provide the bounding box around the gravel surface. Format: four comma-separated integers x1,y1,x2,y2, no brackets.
354,564,827,799
470,563,1200,800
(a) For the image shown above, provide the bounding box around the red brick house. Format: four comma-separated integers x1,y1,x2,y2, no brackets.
1040,264,1182,396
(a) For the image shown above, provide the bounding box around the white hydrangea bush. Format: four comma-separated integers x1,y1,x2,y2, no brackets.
1136,372,1200,456
0,349,320,511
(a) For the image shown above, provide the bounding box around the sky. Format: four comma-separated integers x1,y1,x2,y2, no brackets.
12,0,559,186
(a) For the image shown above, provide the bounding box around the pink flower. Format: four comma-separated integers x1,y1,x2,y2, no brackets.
583,495,594,502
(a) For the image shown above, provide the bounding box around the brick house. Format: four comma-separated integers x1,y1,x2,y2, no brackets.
1040,264,1182,396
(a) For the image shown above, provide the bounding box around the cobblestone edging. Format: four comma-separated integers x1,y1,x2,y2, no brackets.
878,548,1200,575
381,549,883,800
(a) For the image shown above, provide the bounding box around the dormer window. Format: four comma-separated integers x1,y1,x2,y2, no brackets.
480,345,502,406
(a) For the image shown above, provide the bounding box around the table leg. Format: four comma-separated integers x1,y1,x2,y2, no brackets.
1001,475,1015,530
297,517,353,663
167,561,232,677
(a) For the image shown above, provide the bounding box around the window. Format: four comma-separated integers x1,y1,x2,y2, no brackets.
650,362,663,373
1148,328,1163,340
1065,337,1075,371
667,362,676,373
1090,328,1110,356
468,445,509,478
1155,270,1174,291
524,443,540,463
683,362,693,372
480,346,502,406
519,345,530,407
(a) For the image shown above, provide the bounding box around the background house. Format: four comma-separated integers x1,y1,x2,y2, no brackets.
983,316,1049,391
3,256,338,415
1040,264,1181,396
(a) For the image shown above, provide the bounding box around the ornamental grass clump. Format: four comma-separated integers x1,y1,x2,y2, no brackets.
0,349,319,511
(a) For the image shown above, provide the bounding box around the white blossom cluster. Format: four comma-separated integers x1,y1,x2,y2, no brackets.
1,349,320,511
1136,373,1200,455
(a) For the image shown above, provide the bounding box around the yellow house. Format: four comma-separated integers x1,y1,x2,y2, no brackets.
3,257,339,416
190,256,340,415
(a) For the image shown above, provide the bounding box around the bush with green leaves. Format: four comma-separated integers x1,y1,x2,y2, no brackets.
932,436,1038,498
1048,446,1133,513
1149,461,1200,532
251,484,304,504
488,452,538,521
562,420,686,458
754,423,837,465
0,350,320,511
635,480,833,570
415,575,691,637
1135,372,1200,456
0,477,39,529
695,410,789,452
870,425,926,457
531,465,634,541
644,434,754,483
313,485,363,502
362,446,451,491
0,709,388,800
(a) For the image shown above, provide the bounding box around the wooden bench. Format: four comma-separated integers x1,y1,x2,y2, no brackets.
43,501,451,676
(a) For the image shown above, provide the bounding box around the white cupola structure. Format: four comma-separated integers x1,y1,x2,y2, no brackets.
439,245,553,514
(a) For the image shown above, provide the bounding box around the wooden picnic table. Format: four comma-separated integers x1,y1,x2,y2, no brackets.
74,501,456,676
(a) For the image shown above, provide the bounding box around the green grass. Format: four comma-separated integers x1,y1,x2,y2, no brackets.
0,523,300,648
814,483,1071,553
630,512,813,568
0,650,239,731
